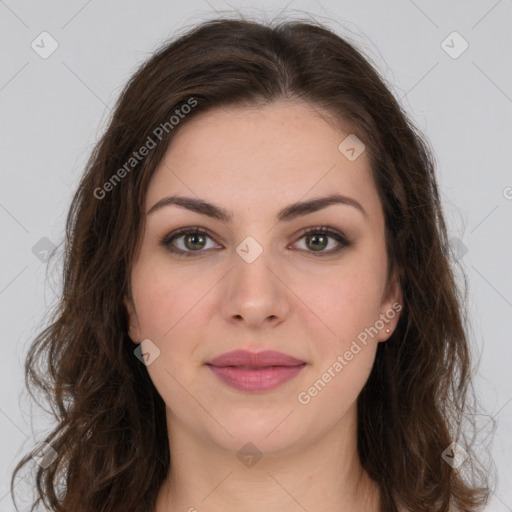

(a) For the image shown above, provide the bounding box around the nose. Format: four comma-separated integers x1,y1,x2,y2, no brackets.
219,249,291,329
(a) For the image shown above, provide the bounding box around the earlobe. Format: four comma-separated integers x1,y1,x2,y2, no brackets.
123,293,140,344
127,324,139,344
378,271,403,342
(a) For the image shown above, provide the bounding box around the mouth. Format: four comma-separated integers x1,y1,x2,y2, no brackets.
205,350,306,392
219,365,294,370
206,349,305,368
206,364,306,392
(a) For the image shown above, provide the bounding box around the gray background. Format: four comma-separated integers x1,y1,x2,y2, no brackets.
1,0,511,510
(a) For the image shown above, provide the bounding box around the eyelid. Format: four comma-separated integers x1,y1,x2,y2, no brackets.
291,226,351,256
160,226,220,256
160,225,351,257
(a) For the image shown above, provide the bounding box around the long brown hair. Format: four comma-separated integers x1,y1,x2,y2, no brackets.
11,14,493,512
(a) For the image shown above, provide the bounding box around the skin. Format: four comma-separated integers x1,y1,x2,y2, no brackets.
124,99,402,512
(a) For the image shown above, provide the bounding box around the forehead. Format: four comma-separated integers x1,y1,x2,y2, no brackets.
145,100,382,224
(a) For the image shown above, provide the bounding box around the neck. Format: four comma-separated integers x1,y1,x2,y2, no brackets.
155,403,380,512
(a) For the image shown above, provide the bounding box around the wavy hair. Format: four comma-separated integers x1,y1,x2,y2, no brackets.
11,14,493,512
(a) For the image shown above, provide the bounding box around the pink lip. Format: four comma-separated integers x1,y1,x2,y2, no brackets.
206,349,305,367
205,350,306,392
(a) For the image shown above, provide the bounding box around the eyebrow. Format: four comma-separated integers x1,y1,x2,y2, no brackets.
146,193,367,222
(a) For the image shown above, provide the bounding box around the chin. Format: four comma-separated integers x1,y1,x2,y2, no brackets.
207,415,308,458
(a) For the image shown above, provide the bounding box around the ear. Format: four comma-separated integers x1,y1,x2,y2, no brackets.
123,291,140,344
376,269,403,343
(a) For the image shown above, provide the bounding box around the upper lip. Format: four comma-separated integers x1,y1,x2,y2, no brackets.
206,350,305,367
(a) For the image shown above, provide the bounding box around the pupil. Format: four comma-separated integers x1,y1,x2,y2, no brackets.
308,234,326,251
184,233,327,252
186,233,205,250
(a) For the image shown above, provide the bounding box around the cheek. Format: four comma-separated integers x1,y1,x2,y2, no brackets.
292,260,384,345
131,256,214,376
132,255,206,338
297,289,380,416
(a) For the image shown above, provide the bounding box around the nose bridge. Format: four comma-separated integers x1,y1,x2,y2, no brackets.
220,234,289,325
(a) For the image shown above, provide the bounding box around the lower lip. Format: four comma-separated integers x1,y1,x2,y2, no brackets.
206,364,306,392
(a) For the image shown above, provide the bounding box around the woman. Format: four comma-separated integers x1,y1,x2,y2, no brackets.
11,15,492,512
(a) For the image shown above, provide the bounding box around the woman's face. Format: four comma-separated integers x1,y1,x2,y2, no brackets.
124,100,402,455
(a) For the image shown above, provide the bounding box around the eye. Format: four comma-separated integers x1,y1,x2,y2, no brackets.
160,227,219,257
160,225,351,257
291,226,351,256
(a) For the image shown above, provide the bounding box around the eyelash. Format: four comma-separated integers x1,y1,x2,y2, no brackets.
159,225,351,258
